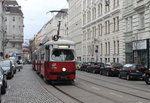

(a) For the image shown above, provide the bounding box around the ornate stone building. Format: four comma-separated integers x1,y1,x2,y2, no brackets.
67,0,82,61
81,0,125,63
3,0,24,58
123,0,150,68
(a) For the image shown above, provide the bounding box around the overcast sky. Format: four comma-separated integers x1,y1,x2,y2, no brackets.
16,0,68,42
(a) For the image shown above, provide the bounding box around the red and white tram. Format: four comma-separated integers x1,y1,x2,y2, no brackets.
32,39,76,82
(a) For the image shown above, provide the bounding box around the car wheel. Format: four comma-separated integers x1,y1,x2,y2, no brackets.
106,71,110,76
127,75,130,81
145,76,150,85
118,74,121,79
1,86,6,94
100,71,103,75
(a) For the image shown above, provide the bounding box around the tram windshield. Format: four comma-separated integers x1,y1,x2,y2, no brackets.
51,49,74,61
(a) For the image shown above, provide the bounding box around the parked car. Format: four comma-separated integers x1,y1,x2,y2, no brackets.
10,60,17,74
101,62,123,76
0,67,7,94
0,60,14,79
118,64,143,80
86,62,104,74
80,62,93,71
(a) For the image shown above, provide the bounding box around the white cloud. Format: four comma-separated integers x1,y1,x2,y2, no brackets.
16,0,68,40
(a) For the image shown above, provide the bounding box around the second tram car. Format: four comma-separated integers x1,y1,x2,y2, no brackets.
33,39,76,82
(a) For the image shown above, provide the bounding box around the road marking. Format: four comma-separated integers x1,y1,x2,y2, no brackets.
110,92,123,98
91,86,100,90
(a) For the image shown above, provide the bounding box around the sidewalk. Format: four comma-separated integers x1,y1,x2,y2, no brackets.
2,65,60,103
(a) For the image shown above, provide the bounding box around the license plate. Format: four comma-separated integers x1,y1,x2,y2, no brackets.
61,76,67,80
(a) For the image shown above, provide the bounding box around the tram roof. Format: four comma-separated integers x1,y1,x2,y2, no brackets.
44,39,75,46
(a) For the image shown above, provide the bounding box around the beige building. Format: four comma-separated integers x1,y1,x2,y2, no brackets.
67,0,82,61
81,0,125,63
123,0,150,68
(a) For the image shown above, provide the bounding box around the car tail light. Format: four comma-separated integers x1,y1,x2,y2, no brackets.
111,67,117,70
130,69,134,72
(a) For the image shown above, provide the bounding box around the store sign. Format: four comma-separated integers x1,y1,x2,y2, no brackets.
133,40,147,50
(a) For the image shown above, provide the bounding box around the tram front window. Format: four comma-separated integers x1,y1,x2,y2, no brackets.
51,49,74,61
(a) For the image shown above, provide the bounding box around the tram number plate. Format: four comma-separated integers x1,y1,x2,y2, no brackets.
61,76,67,80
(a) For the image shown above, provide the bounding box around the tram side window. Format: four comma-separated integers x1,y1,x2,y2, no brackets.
51,49,74,61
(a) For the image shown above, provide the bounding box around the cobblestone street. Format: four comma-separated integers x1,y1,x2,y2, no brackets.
2,65,60,103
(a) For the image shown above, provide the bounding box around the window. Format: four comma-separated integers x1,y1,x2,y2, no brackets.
113,16,119,32
129,16,133,31
113,58,116,62
105,42,107,55
108,42,110,55
92,7,96,20
83,31,86,41
113,0,119,8
117,40,119,55
98,24,102,36
105,0,110,12
13,17,15,21
125,18,128,32
139,12,145,29
87,29,91,39
114,41,116,55
51,49,74,61
12,43,15,48
92,26,96,38
87,11,91,22
101,43,103,56
83,0,86,10
83,14,86,25
5,17,7,21
98,3,102,16
105,20,110,34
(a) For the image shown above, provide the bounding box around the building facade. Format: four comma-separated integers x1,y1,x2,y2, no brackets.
31,9,69,54
123,0,150,68
81,0,125,64
3,0,24,58
41,9,68,44
67,0,82,61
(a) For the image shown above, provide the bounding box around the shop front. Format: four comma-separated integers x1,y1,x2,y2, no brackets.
133,39,149,69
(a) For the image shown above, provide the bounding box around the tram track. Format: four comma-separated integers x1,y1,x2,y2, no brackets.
52,84,84,103
77,77,150,101
34,70,83,103
79,72,150,93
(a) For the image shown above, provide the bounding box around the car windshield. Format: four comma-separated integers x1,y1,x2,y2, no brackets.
51,49,74,61
0,61,10,67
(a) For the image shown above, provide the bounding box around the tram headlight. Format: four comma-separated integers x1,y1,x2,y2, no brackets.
62,67,66,72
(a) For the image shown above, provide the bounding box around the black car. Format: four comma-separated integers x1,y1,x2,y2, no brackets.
86,62,104,74
0,67,7,94
118,64,143,80
0,60,14,79
101,62,123,76
80,62,93,71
